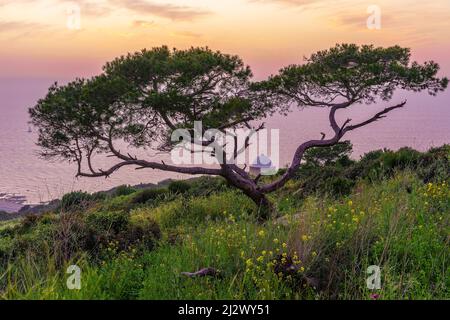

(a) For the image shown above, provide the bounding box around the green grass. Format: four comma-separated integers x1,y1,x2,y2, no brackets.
0,220,20,231
0,169,448,300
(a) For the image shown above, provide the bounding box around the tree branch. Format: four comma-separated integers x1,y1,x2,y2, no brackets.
343,101,406,133
258,100,407,193
76,158,223,178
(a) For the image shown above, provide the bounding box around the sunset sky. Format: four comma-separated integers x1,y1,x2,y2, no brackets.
1,0,450,80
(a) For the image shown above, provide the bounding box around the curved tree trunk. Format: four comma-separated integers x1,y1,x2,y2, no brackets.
233,180,274,221
222,165,274,221
244,189,273,221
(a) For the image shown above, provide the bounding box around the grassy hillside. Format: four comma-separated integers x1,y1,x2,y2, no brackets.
0,145,449,300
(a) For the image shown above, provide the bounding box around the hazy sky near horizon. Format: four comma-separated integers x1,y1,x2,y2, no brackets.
1,0,450,80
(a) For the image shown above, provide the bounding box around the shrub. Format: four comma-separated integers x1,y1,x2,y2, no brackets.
60,191,94,212
85,211,129,235
417,145,450,182
130,188,168,205
0,234,14,265
328,176,355,196
126,215,161,250
304,141,353,166
292,145,449,200
381,147,421,171
99,194,135,212
12,221,55,257
185,176,229,196
52,213,89,264
20,214,41,231
113,185,137,197
168,180,191,194
293,164,356,199
84,210,161,254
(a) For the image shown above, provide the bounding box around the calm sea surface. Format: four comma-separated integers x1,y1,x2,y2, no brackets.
1,78,449,209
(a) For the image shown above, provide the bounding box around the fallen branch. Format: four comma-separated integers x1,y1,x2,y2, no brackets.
181,267,220,278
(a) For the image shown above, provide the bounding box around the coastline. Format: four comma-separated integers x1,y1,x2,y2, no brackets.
0,199,24,213
0,178,179,220
0,192,28,213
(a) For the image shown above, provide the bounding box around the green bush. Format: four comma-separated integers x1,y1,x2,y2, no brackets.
60,191,94,212
417,145,450,182
127,215,161,250
381,147,421,170
291,145,450,201
113,185,137,197
84,210,161,254
19,214,41,231
130,188,169,205
329,176,355,196
353,146,450,183
0,234,14,264
11,221,55,258
293,164,356,199
168,180,191,194
99,194,135,212
304,141,353,166
86,211,129,235
185,176,229,196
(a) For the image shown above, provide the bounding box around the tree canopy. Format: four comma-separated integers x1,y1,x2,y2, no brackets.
30,47,272,161
258,44,447,106
29,44,448,219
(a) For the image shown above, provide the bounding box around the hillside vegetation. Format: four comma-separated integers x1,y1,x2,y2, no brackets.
0,144,449,300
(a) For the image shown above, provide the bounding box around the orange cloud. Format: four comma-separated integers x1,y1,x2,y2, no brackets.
132,20,157,28
111,0,212,21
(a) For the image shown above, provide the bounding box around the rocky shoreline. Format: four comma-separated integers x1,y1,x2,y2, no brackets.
0,196,59,221
0,179,178,221
0,193,28,216
0,199,24,213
